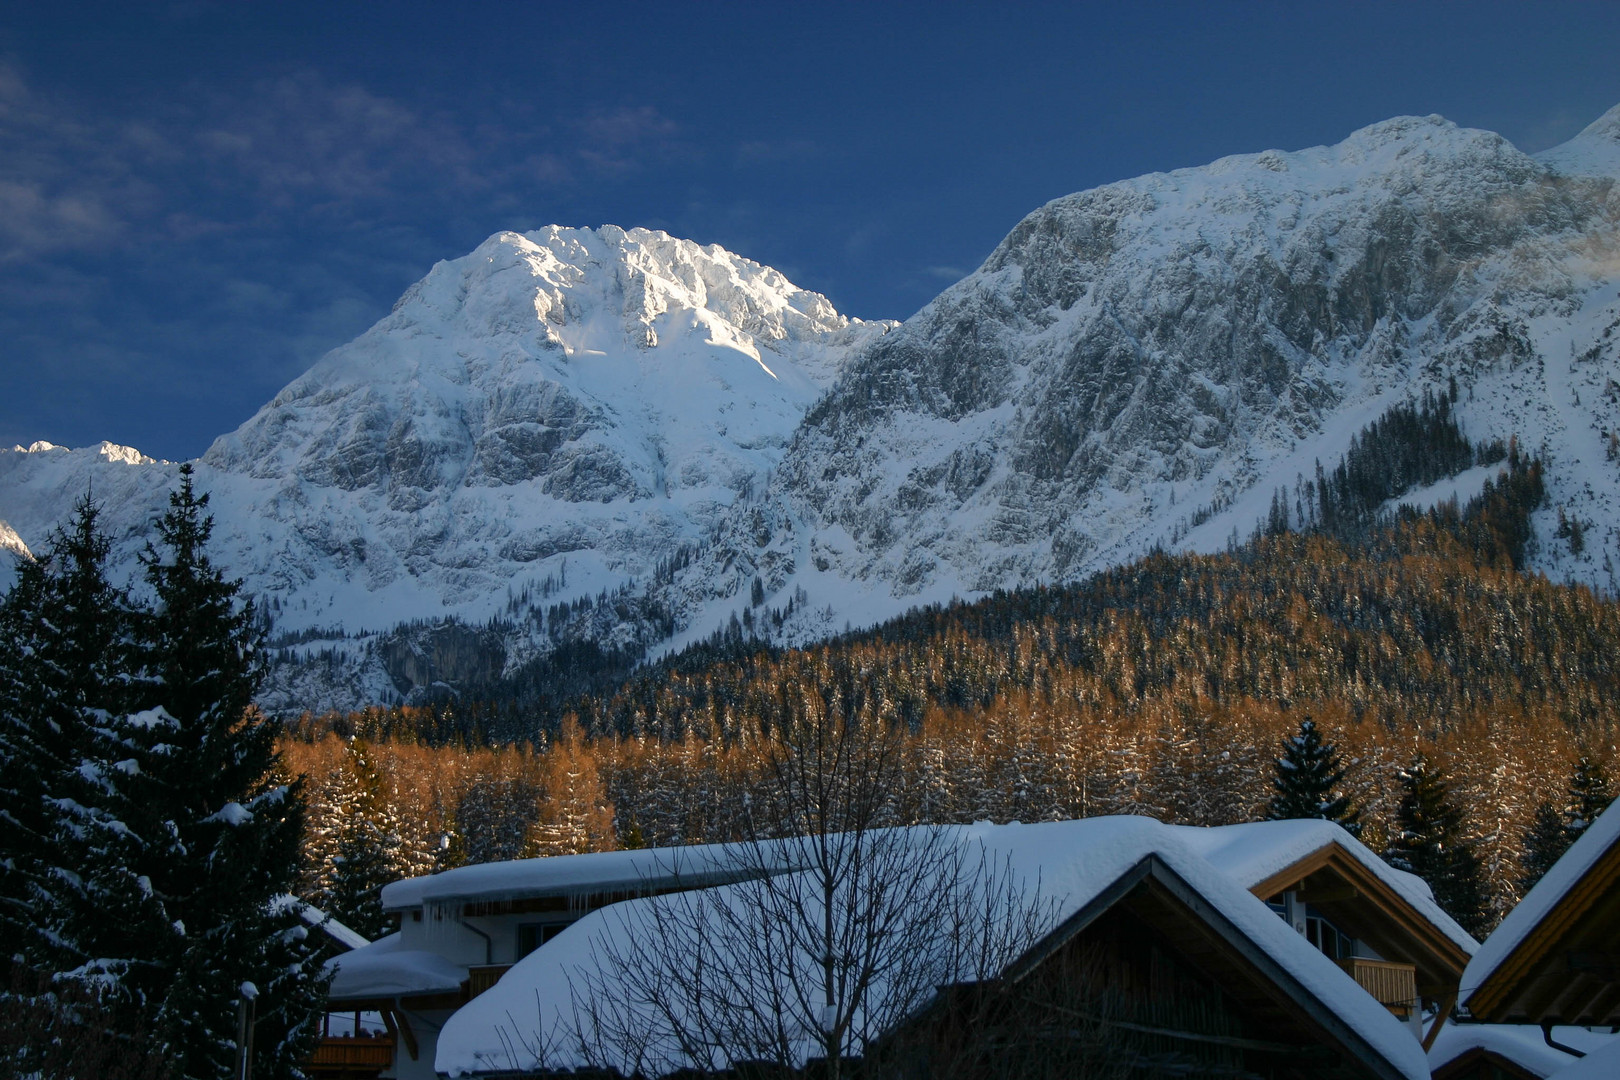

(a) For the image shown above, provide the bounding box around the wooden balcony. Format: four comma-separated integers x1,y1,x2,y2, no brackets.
468,963,513,998
307,1036,394,1077
1339,957,1417,1017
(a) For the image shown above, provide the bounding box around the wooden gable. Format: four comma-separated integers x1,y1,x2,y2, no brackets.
1464,828,1620,1026
884,855,1416,1080
1429,1046,1545,1080
1249,841,1473,1001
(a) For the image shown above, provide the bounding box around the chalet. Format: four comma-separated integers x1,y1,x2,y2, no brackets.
861,819,1466,1080
314,842,795,1080
316,817,1470,1079
1427,804,1620,1080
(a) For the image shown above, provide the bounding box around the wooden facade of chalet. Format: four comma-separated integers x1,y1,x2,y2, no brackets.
881,854,1423,1080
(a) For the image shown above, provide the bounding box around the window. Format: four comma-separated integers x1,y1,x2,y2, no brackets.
1304,915,1350,960
517,922,568,960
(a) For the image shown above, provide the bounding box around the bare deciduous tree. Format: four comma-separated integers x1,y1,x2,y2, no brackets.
562,707,1057,1078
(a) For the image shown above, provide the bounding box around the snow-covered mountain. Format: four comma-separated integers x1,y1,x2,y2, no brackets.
5,106,1620,712
0,226,892,709
660,106,1620,648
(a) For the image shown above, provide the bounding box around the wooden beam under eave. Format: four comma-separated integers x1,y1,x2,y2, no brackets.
1541,973,1604,1027
1422,991,1456,1052
389,1008,419,1061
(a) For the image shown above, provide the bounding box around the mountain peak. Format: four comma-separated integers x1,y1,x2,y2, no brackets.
1538,102,1620,177
393,225,872,360
658,102,1619,654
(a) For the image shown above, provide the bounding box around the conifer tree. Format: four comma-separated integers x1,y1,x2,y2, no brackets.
457,772,542,863
0,523,77,973
134,465,328,1080
1385,754,1491,937
1564,755,1613,841
434,825,469,872
1519,755,1616,894
2,482,326,1077
0,497,163,999
1519,802,1567,895
1264,717,1360,837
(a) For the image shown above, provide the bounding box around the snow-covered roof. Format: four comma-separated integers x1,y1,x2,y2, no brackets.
294,899,370,951
434,817,1433,1079
380,815,1470,957
1460,803,1620,1011
1547,1037,1620,1080
380,839,798,911
326,932,468,1002
1172,818,1476,954
1427,1024,1616,1079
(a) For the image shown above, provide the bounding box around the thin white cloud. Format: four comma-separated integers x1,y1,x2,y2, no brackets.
574,104,683,175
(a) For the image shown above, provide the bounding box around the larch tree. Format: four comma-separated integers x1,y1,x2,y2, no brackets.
524,716,615,858
324,741,406,940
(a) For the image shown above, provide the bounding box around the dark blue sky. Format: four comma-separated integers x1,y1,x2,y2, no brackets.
4,1,1618,461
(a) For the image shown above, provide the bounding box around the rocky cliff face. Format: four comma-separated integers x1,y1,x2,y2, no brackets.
659,109,1620,648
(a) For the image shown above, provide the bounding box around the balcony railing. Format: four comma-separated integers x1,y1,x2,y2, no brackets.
469,963,514,998
1338,957,1417,1017
308,1036,394,1074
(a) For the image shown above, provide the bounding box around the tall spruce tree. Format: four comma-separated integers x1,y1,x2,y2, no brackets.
0,498,183,1076
1264,717,1360,837
136,464,328,1080
0,498,158,986
0,522,73,975
1518,802,1567,895
1385,754,1491,938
